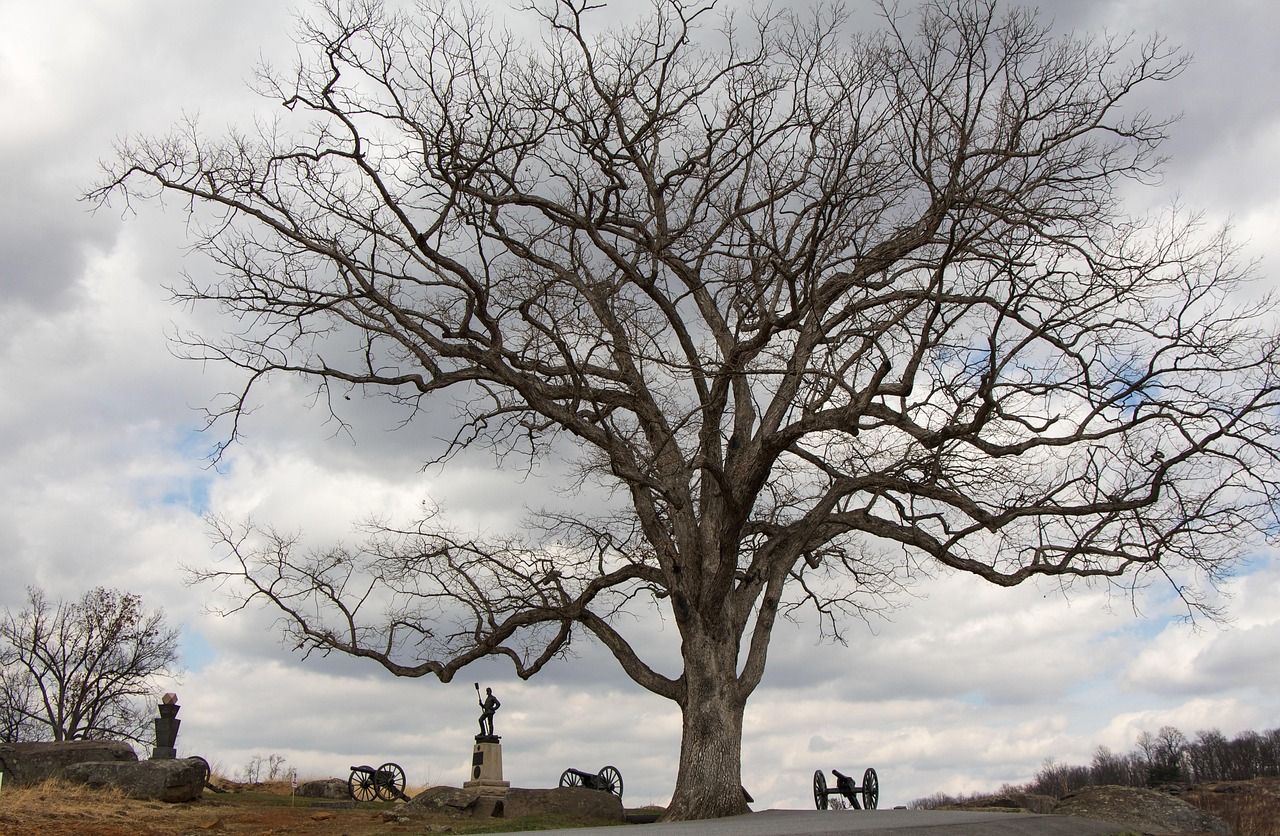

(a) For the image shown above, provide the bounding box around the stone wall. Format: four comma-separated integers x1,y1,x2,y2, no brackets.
405,785,624,821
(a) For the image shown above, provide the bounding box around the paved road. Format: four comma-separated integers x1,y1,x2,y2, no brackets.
506,809,1130,836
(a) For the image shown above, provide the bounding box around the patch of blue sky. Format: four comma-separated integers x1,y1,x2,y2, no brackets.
933,340,991,372
179,625,217,674
161,474,214,515
1128,616,1180,643
1074,611,1172,648
1229,551,1274,579
962,341,992,367
175,427,226,467
1102,355,1161,415
157,428,228,513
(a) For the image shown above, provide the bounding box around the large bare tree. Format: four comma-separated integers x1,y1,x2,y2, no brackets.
92,0,1280,818
0,588,181,743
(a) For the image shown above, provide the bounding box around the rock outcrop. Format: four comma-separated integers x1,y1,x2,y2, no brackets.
295,778,352,799
60,757,206,803
0,740,137,787
947,792,1057,814
1054,785,1230,835
405,784,481,815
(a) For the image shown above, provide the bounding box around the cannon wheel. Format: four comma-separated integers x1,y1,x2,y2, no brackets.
559,768,583,788
349,768,378,802
188,754,210,784
597,765,623,799
862,768,879,810
376,762,407,802
813,770,828,810
185,752,225,793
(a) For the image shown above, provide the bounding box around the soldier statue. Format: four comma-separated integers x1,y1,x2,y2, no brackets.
476,684,500,740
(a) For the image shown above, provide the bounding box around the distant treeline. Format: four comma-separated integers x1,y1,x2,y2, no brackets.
914,725,1280,809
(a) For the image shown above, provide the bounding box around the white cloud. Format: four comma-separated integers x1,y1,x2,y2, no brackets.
1119,559,1280,697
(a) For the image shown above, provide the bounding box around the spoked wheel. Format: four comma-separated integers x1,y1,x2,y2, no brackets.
376,762,407,801
813,769,828,810
559,768,583,788
188,755,210,784
597,765,623,799
349,769,377,802
861,768,879,810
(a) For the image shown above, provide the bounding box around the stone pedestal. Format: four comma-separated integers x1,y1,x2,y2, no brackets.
463,739,510,794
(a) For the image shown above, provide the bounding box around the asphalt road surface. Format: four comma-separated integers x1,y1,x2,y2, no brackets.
512,809,1130,835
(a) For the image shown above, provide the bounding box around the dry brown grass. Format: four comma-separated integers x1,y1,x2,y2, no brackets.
1185,778,1280,836
0,776,395,835
0,778,166,836
0,777,127,816
0,776,625,836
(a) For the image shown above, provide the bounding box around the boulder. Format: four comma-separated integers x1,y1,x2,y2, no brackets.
0,740,137,787
406,785,480,816
1054,785,1230,835
60,757,205,803
295,778,351,799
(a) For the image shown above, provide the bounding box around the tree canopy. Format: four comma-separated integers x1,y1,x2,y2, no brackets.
91,0,1280,818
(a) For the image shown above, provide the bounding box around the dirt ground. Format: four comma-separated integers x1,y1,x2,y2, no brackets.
0,780,629,836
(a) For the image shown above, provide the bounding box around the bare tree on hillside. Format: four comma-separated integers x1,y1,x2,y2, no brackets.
1187,729,1230,783
1138,725,1189,785
1090,745,1140,787
0,645,41,743
0,587,181,743
91,0,1280,819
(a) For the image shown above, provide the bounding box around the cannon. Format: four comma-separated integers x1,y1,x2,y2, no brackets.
558,765,623,800
348,762,408,802
813,767,878,810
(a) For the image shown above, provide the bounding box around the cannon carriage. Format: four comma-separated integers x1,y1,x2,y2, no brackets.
813,767,879,810
558,765,624,800
348,762,409,802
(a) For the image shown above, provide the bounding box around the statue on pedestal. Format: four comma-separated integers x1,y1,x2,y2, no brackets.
465,683,509,792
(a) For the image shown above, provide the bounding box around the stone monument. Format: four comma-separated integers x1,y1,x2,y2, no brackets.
151,692,181,759
463,683,509,795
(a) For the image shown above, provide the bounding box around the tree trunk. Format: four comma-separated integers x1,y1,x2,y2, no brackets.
661,637,751,821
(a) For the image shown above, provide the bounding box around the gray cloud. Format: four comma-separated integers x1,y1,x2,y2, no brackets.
3,0,1279,813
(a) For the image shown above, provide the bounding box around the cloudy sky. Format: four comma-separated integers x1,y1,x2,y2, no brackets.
3,0,1280,811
